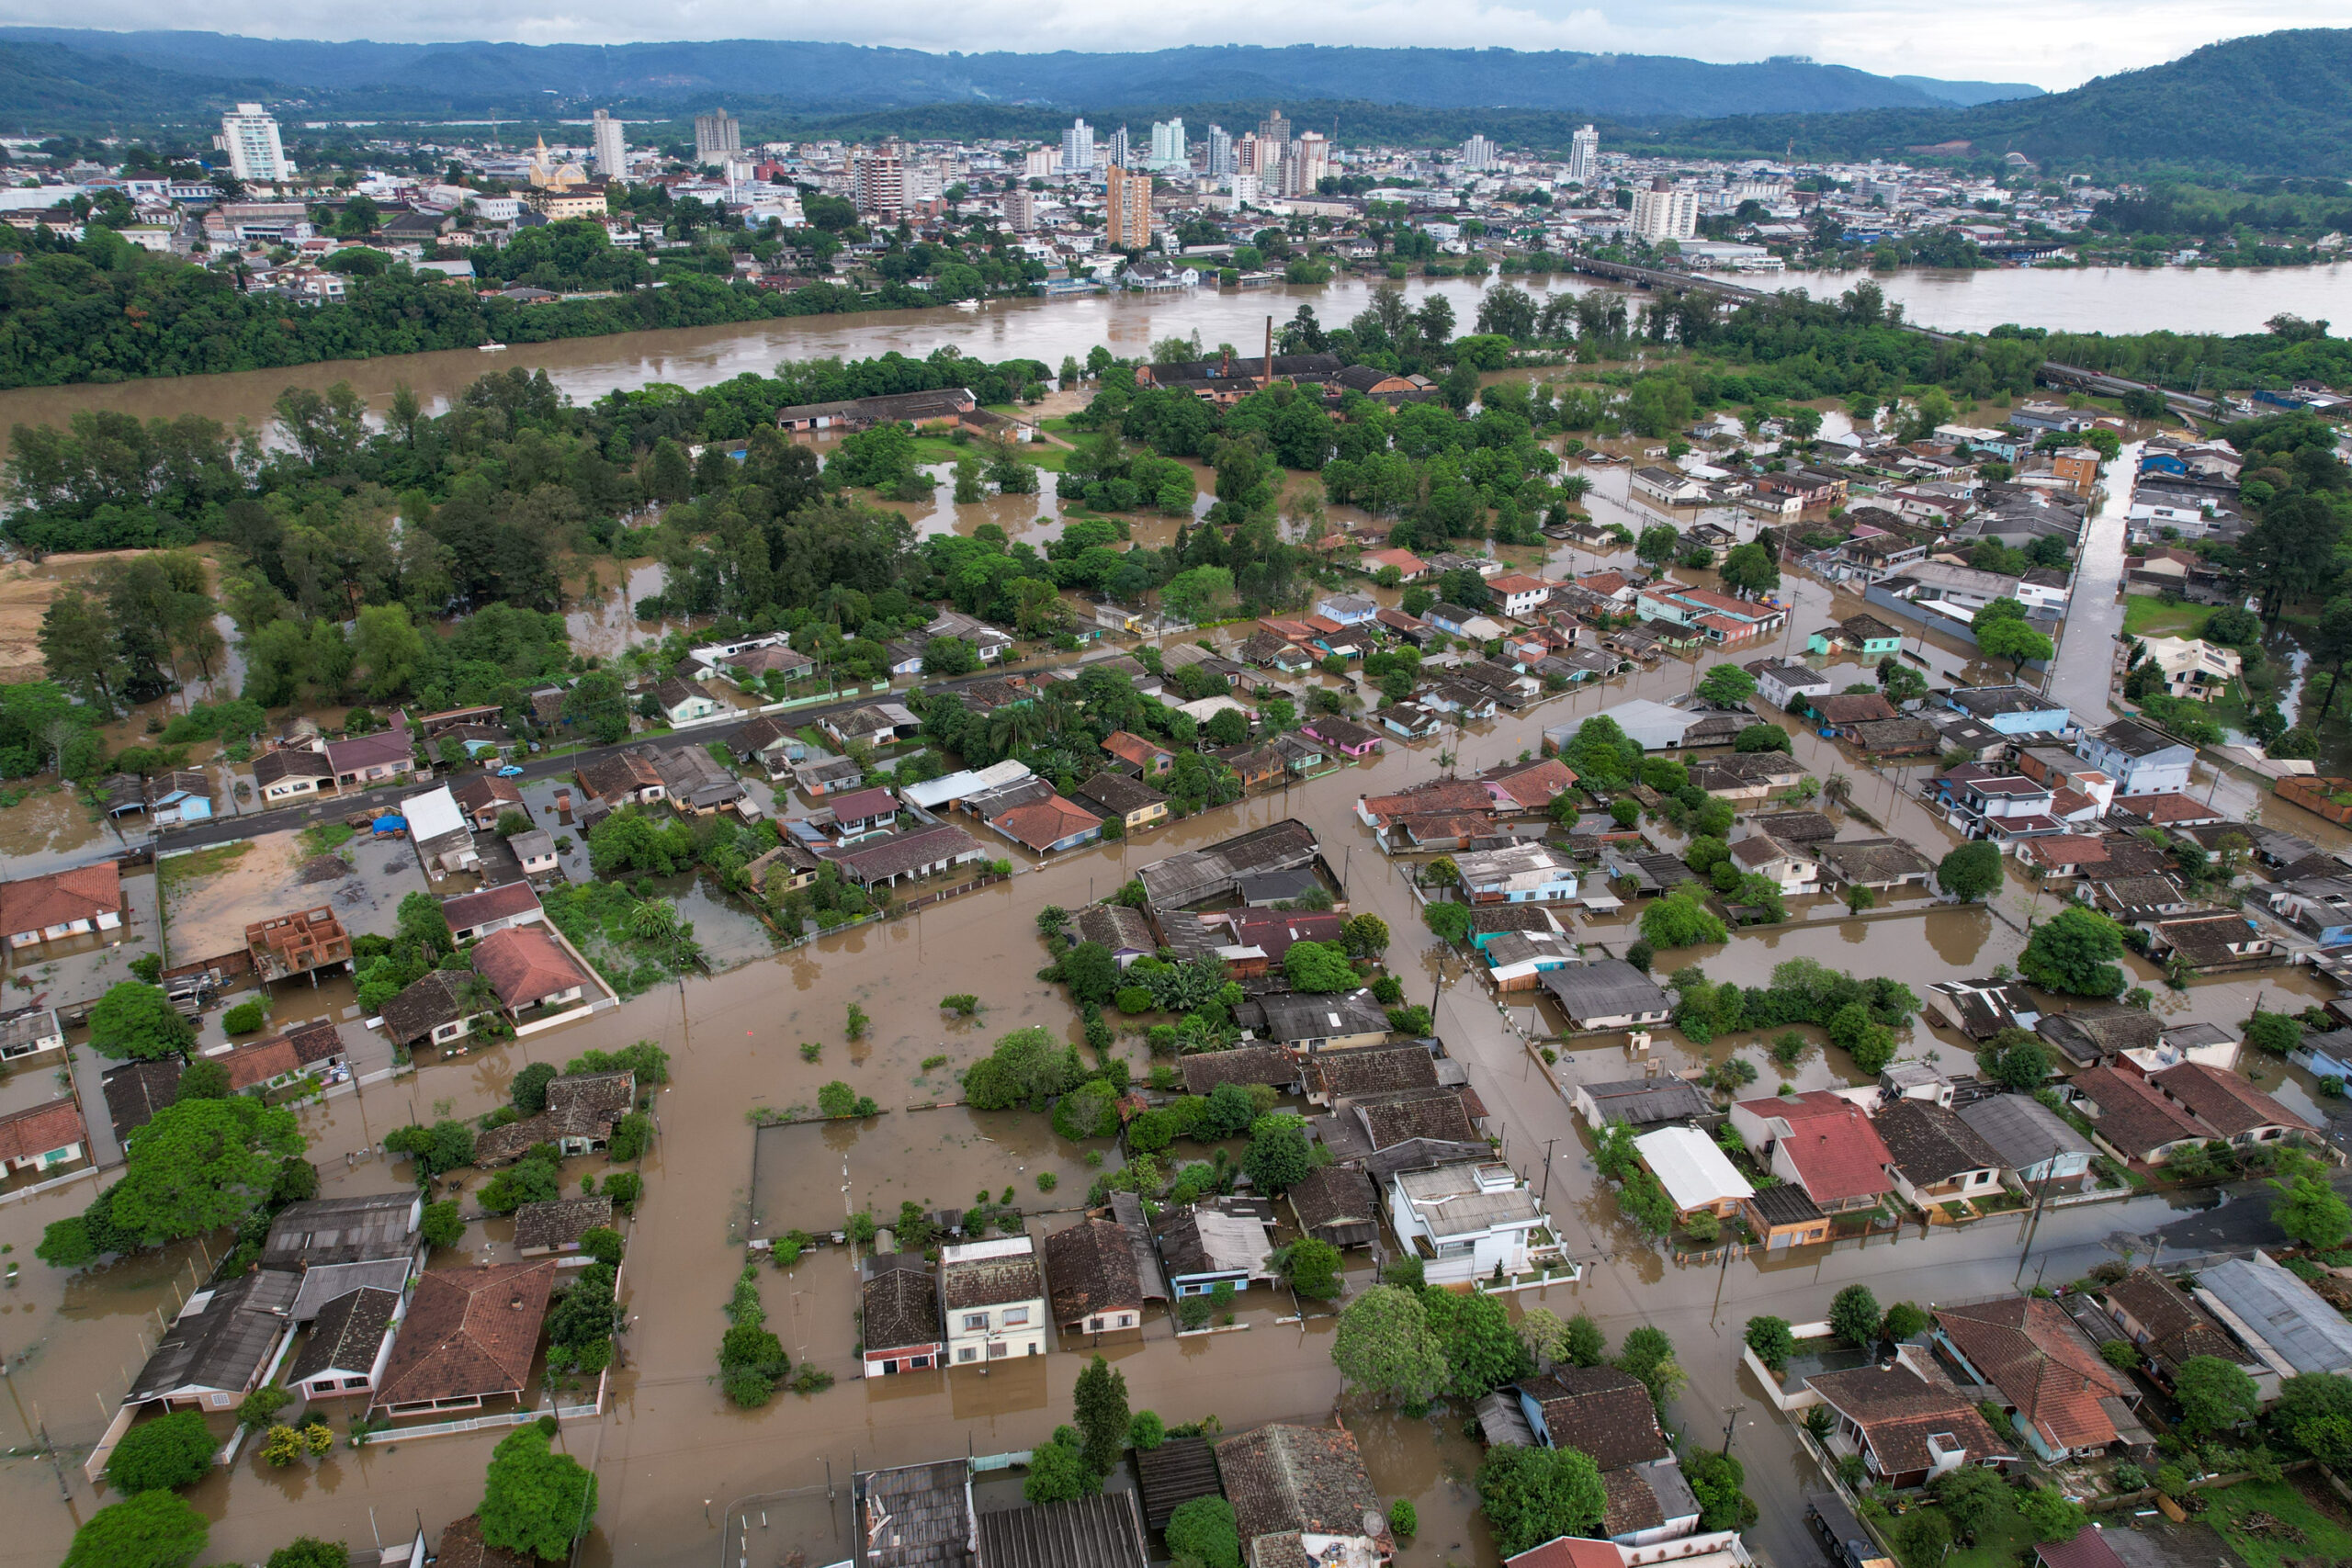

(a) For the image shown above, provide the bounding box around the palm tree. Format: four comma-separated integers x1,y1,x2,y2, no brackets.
1823,773,1854,810
987,701,1045,757
629,897,680,943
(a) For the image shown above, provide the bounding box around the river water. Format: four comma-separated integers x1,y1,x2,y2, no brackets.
6,491,2348,1567
1,264,2345,460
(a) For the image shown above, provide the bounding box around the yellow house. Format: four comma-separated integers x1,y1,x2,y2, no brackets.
1074,771,1170,833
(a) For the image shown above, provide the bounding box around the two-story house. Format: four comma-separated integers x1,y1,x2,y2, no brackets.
2075,718,2197,796
1729,1091,1894,1214
1388,1160,1547,1286
1745,659,1834,711
937,1235,1048,1365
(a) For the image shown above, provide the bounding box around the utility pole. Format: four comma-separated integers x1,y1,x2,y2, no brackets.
2013,1137,2066,1285
1721,1403,1746,1456
1540,1137,1558,1206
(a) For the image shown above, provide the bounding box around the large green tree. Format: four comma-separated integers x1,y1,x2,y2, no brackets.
87,982,197,1061
479,1425,599,1562
2271,1171,2352,1248
1476,1444,1607,1557
2019,907,2128,997
2173,1355,2261,1437
1072,1355,1130,1483
106,1411,220,1493
62,1491,208,1568
1331,1284,1448,1407
110,1096,305,1243
1936,840,2004,902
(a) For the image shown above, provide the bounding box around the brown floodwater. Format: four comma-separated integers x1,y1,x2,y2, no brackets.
4,265,2344,465
9,488,2352,1567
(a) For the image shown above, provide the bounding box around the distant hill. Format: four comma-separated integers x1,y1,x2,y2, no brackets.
0,42,264,127
0,30,2039,118
1679,28,2352,176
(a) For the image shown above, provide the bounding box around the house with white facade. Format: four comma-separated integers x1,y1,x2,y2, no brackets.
937,1235,1048,1366
1388,1160,1548,1286
2076,718,2197,796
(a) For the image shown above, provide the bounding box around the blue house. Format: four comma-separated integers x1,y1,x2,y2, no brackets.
1943,685,2072,738
2138,451,2189,479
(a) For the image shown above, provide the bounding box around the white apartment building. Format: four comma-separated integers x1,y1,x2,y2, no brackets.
1632,177,1699,243
591,110,626,176
220,104,289,185
1461,134,1497,172
694,109,741,165
1568,124,1600,186
1149,118,1188,172
1060,118,1094,175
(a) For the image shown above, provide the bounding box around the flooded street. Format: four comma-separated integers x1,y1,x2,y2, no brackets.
8,551,2348,1567
10,276,2352,1567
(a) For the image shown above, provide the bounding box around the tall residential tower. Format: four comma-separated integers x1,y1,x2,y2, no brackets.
220,103,288,184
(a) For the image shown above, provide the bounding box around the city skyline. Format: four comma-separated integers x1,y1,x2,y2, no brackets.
0,8,2322,90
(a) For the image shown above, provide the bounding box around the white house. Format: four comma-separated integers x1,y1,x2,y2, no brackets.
1387,1160,1547,1286
1634,1126,1755,1222
1729,829,1818,895
2076,717,2197,795
650,677,725,726
937,1235,1048,1366
1745,659,1833,711
1452,841,1578,904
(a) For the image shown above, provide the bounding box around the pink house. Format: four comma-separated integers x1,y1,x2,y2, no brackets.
1302,716,1383,759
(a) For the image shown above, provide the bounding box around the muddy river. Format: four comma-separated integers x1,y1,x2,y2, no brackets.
6,493,2349,1568
3,263,2345,463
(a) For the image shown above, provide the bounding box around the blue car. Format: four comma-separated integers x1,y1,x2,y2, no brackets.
497,764,526,777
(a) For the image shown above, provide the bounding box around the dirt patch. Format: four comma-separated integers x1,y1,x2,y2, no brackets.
297,853,354,885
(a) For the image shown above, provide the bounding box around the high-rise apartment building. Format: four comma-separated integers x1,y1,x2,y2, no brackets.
1104,164,1152,251
1103,126,1131,172
591,110,627,176
1060,118,1094,175
1257,108,1291,156
1204,124,1234,177
1568,124,1600,186
1005,189,1040,231
854,144,908,220
1461,134,1496,173
1235,133,1261,176
1288,131,1329,197
220,104,289,185
1631,176,1699,242
694,109,741,165
1023,146,1058,181
1148,118,1187,173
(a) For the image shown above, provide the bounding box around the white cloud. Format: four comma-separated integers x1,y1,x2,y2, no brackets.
13,0,2314,90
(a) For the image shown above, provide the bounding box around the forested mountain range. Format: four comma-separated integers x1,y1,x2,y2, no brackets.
0,30,2040,116
0,27,2343,177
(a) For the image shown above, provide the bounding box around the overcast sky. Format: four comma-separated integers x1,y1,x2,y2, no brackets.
17,2,2316,90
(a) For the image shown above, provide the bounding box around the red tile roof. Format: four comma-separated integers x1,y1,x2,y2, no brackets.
1937,1295,2132,1453
991,795,1102,852
0,1099,85,1163
2151,1062,2313,1138
222,1037,301,1091
472,924,589,1010
2070,1064,2208,1159
371,1261,555,1408
1743,1091,1894,1205
0,861,122,935
1101,731,1170,770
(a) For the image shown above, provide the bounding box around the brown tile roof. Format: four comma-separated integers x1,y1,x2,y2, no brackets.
283,1021,348,1065
371,1261,554,1408
1936,1295,2132,1453
472,923,588,1010
1310,1046,1438,1101
379,966,481,1044
1600,1466,1665,1539
513,1195,614,1252
1519,1368,1671,1471
0,861,122,934
1101,731,1170,770
2070,1064,2208,1159
1043,1220,1142,1325
1807,1360,2007,1475
2100,1268,2242,1377
1361,780,1494,822
1355,1089,1476,1149
862,1263,943,1355
1873,1099,2007,1185
254,748,333,785
323,725,414,773
2152,1062,2313,1138
941,1245,1045,1312
1216,1425,1388,1552
450,773,525,818
1285,1164,1376,1235
442,881,543,931
1179,1046,1298,1095
0,1099,85,1164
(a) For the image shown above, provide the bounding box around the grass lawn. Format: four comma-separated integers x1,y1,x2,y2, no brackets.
1943,1506,2039,1568
2122,597,2216,639
158,840,250,896
2201,1476,2352,1568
